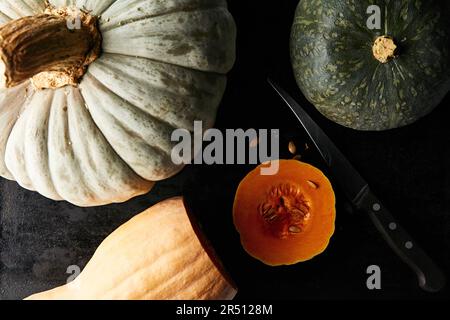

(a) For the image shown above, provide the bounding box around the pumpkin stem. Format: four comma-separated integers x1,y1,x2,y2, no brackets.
372,36,398,64
0,6,102,89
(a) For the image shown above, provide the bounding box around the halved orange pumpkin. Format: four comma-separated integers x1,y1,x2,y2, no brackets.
233,160,336,266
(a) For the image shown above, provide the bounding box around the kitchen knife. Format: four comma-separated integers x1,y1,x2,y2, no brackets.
268,79,446,293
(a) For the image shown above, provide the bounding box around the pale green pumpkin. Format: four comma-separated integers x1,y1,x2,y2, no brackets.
0,0,236,206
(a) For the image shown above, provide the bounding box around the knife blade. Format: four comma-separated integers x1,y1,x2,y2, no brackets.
268,79,446,293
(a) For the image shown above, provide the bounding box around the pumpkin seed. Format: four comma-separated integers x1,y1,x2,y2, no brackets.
290,209,304,219
307,180,319,189
288,141,297,155
250,137,259,148
289,226,301,234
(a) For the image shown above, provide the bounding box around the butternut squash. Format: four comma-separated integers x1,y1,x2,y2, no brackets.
26,197,237,300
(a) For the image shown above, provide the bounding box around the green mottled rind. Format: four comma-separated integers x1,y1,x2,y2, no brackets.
291,0,450,130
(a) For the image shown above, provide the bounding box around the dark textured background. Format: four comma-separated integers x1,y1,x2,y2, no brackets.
1,1,449,300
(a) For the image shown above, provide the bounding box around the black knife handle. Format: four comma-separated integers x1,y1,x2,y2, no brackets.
355,188,446,292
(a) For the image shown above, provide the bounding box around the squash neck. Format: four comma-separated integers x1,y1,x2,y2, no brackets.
0,6,102,90
373,36,398,64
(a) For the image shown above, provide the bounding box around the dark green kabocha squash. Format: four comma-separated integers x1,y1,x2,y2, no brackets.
291,0,450,131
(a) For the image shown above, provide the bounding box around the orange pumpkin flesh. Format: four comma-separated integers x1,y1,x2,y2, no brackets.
233,160,336,266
